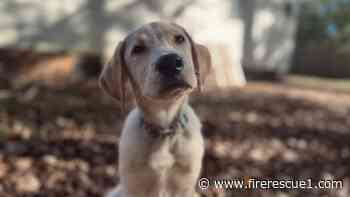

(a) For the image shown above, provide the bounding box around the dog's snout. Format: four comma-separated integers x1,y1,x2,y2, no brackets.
156,53,184,77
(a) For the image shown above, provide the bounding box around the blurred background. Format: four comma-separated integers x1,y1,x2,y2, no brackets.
0,0,350,196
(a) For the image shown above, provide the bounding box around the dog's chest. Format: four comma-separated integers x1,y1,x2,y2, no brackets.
119,107,204,196
148,131,191,172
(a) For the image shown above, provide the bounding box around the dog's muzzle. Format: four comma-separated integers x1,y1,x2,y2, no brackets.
155,53,192,94
155,53,184,77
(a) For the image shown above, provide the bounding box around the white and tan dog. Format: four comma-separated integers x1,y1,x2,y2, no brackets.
100,22,212,197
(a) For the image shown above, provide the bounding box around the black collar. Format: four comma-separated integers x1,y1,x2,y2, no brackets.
140,112,189,138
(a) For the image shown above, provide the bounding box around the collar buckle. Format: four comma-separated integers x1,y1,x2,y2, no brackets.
141,113,188,138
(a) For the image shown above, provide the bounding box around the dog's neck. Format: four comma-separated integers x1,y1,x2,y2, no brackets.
139,96,188,128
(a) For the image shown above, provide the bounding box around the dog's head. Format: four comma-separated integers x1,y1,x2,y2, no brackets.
100,22,212,110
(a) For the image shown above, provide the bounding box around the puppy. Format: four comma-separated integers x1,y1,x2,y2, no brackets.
100,22,212,197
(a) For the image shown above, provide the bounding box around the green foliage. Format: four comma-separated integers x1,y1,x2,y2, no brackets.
297,0,350,50
0,125,8,139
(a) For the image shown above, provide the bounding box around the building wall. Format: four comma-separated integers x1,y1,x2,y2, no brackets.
241,0,300,74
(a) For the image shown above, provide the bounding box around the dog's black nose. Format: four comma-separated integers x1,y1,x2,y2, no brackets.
155,53,184,77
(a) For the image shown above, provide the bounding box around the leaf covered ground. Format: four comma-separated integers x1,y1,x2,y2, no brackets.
0,50,349,197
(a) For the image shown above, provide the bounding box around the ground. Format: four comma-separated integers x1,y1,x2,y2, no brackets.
0,50,349,197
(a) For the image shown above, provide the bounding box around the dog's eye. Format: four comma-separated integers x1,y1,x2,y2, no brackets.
131,45,146,55
174,34,185,44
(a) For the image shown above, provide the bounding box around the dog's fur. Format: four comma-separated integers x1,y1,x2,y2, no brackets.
100,22,212,197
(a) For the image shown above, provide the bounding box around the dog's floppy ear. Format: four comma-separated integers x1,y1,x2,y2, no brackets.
194,44,212,90
99,41,133,111
178,25,212,92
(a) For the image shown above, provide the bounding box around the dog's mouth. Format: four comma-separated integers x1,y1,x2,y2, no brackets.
159,80,193,97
